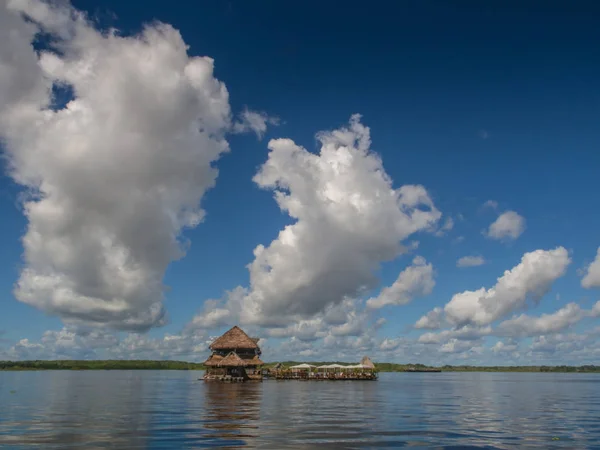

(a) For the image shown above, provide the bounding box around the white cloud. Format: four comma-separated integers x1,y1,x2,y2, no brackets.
3,327,117,360
2,326,208,361
106,332,208,360
527,330,600,363
440,339,482,354
267,319,327,342
233,107,279,139
581,247,600,289
491,340,519,354
414,307,444,329
366,256,435,309
1,2,233,331
444,247,571,326
486,210,526,240
379,338,402,351
418,325,491,344
188,287,247,330
457,255,485,268
497,303,585,337
264,298,372,342
198,115,441,327
189,302,232,329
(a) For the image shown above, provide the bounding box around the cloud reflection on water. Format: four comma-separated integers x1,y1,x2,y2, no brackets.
1,372,600,448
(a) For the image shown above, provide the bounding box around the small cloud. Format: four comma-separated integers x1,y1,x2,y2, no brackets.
457,255,486,268
233,107,280,140
486,210,526,240
366,256,435,309
407,240,420,251
414,307,443,330
483,200,498,210
478,129,489,140
452,236,465,245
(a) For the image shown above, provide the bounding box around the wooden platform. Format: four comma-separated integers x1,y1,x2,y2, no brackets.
272,373,377,381
203,375,259,382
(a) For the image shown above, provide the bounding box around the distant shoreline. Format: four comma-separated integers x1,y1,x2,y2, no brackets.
1,360,599,373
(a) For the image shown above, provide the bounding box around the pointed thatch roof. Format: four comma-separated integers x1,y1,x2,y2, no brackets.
203,354,223,367
361,356,375,369
217,351,248,367
249,355,264,366
209,326,260,351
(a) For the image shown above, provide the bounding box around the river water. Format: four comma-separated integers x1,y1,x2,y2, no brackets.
1,371,599,449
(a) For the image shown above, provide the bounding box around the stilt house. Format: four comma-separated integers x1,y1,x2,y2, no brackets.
203,326,264,381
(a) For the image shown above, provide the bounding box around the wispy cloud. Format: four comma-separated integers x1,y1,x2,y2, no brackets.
483,200,498,210
232,107,280,139
434,216,454,237
457,255,485,268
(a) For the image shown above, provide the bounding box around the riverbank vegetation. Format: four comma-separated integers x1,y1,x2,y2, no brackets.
1,360,599,372
0,360,204,370
265,362,600,373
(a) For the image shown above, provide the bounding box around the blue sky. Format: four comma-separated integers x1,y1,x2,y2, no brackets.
0,0,599,364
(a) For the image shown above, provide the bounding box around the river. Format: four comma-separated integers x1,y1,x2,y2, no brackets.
1,371,599,448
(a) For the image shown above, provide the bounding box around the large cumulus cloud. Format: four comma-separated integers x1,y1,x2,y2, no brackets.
193,114,441,328
0,1,235,330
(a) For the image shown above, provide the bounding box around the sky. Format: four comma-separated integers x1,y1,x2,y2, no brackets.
0,0,599,365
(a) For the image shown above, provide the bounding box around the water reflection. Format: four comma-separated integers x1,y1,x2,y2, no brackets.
202,381,261,447
1,371,599,449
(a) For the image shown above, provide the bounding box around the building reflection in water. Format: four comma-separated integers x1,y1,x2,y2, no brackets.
202,381,262,447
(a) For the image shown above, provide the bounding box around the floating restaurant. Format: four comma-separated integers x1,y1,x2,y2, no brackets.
203,326,377,382
271,356,377,380
203,326,264,382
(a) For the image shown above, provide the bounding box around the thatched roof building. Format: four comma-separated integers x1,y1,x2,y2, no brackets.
360,356,375,369
204,354,223,367
204,326,264,381
218,351,247,367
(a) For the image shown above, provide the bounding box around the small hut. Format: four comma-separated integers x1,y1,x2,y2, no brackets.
203,326,264,382
360,356,375,370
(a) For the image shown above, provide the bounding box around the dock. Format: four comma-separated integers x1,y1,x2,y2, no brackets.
271,372,377,381
265,358,378,381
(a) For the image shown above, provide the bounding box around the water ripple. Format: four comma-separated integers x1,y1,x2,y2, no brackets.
1,371,599,448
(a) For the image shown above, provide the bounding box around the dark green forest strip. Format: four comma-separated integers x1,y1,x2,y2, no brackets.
0,360,204,370
264,362,600,373
1,360,599,372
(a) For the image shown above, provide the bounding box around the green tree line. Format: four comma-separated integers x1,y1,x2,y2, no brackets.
0,360,205,370
1,360,599,372
266,361,600,373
